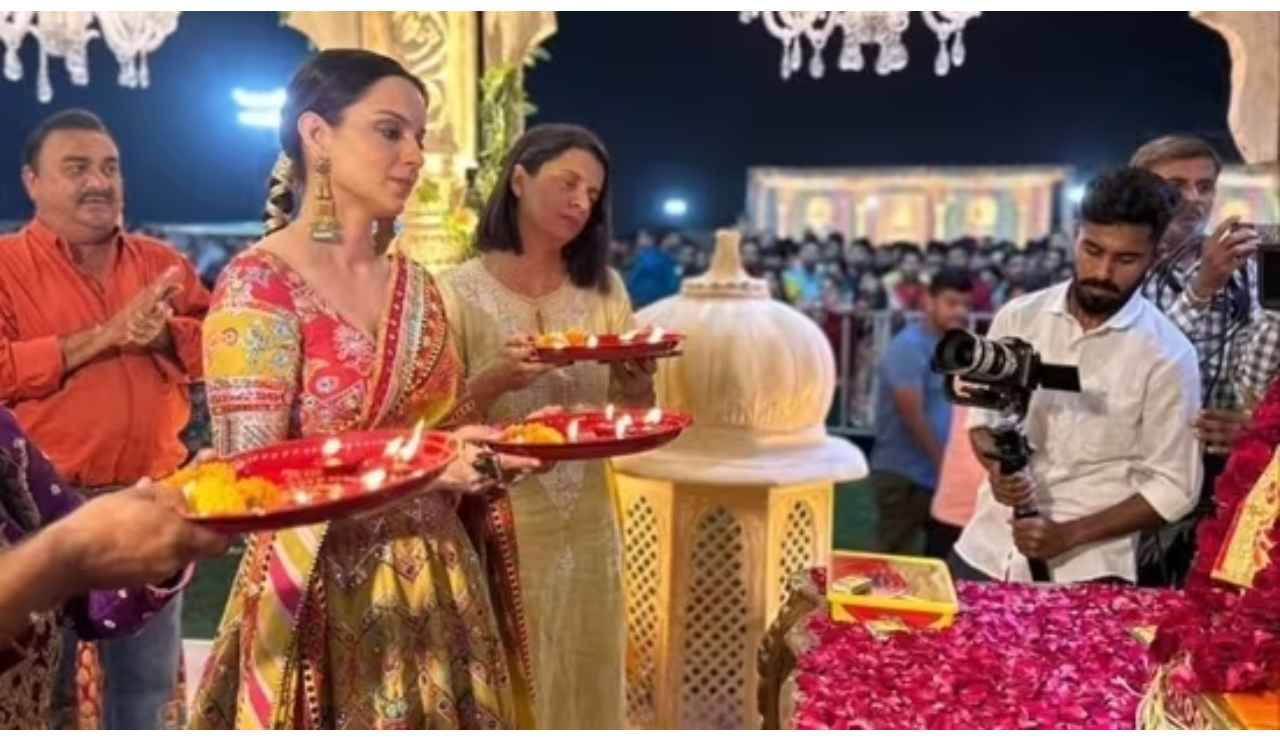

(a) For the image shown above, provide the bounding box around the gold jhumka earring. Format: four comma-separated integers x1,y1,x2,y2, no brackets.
310,157,341,243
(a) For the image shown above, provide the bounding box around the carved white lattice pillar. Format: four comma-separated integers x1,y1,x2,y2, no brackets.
614,229,866,729
615,476,834,730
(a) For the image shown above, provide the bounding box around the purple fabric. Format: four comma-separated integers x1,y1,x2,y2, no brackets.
0,407,186,642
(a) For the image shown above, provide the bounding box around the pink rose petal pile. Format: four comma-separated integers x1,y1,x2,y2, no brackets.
793,581,1185,730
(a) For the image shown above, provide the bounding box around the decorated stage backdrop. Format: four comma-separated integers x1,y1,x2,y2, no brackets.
746,166,1070,245
747,164,1280,246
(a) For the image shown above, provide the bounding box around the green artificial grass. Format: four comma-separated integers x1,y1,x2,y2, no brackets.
182,551,239,639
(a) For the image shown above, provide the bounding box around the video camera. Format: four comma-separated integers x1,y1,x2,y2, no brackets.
931,329,1081,420
930,329,1082,582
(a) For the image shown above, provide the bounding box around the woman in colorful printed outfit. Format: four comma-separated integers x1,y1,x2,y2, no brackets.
189,49,537,730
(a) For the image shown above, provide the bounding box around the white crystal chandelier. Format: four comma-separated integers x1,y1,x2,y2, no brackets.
0,11,181,103
741,11,980,80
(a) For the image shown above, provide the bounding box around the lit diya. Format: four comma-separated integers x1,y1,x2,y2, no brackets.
531,326,683,363
175,422,455,534
489,405,692,461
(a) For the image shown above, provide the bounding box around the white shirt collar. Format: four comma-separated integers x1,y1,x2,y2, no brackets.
1045,279,1145,333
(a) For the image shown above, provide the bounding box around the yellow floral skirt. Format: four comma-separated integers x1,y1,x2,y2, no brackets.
189,496,517,729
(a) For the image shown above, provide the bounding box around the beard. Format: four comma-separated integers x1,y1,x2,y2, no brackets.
1162,204,1209,253
1071,277,1141,318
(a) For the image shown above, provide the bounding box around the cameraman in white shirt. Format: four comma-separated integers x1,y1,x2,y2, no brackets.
950,168,1203,584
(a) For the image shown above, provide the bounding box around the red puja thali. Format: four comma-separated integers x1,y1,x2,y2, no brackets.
175,425,455,534
489,406,692,461
531,327,684,363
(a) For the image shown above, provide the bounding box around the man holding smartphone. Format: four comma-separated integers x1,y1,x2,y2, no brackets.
1131,134,1266,586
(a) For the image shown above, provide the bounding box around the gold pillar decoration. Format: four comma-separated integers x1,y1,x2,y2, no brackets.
776,186,796,238
855,191,871,240
1013,185,1033,245
1192,11,1279,165
285,11,556,272
484,11,556,69
614,230,866,729
931,193,950,241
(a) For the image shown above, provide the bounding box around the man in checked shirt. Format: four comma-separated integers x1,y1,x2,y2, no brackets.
1131,134,1264,586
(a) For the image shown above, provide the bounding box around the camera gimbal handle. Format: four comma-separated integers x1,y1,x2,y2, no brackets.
984,425,1052,582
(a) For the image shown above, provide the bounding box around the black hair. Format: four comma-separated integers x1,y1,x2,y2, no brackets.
1079,167,1179,248
264,49,426,233
929,267,974,295
475,123,612,293
23,108,111,170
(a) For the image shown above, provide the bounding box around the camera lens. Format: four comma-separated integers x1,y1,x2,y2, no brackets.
935,330,980,373
934,329,1020,383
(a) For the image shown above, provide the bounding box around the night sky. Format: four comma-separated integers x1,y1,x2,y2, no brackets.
0,11,1236,234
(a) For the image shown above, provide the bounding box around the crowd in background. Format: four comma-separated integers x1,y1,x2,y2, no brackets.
613,226,1076,315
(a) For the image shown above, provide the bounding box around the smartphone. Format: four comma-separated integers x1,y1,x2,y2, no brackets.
1253,223,1280,310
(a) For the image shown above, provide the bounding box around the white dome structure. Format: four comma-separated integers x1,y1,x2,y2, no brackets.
614,229,866,485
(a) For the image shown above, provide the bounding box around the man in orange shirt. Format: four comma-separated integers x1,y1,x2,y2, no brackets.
0,109,209,729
